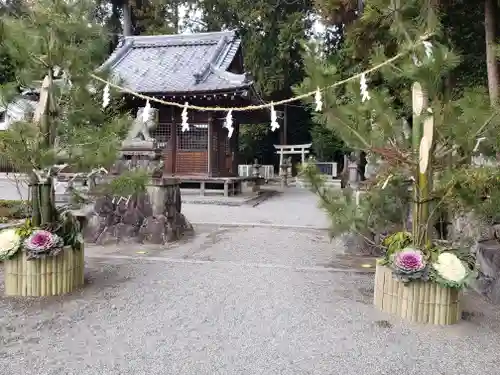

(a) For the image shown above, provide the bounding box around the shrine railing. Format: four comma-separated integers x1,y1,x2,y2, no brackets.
238,165,275,180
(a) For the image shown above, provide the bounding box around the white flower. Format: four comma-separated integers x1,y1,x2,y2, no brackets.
432,252,467,283
0,228,21,259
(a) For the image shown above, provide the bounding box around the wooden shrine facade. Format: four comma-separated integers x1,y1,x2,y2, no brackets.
100,30,258,178
151,106,239,177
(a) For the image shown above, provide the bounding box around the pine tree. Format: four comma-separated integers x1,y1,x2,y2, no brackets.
298,0,500,251
0,0,130,226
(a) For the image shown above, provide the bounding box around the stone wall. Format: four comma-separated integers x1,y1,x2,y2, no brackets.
83,178,193,245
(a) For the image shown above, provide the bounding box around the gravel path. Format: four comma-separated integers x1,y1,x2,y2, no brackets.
183,187,330,228
1,184,500,374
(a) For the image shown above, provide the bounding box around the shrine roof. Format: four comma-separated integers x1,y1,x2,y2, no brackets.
99,30,253,95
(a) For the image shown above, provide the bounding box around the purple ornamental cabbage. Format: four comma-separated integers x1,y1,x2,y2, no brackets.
24,230,64,259
391,248,429,283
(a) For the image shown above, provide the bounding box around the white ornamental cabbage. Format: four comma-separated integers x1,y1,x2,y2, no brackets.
432,252,467,283
0,228,21,259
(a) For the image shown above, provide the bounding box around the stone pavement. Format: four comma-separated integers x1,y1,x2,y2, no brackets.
1,187,500,374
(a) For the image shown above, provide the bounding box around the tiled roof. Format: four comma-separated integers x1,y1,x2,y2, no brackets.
99,30,253,94
0,97,37,130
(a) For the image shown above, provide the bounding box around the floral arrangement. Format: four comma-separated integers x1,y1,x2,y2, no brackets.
0,209,83,261
380,232,473,289
24,230,64,259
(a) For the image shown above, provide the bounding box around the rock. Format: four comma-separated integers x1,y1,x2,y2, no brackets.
449,212,494,243
339,232,383,257
139,216,168,244
82,179,193,245
471,240,500,304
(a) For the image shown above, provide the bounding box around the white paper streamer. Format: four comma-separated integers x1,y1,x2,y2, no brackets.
53,66,61,77
270,103,280,132
142,99,151,123
102,83,110,109
412,54,422,67
314,87,322,112
423,41,433,59
360,73,370,103
224,110,234,138
181,102,189,132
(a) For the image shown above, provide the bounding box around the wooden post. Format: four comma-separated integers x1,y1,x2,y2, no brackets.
283,104,288,145
230,122,239,176
207,113,213,177
170,109,177,175
217,117,226,176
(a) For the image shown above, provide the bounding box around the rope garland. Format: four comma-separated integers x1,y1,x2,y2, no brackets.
91,34,432,112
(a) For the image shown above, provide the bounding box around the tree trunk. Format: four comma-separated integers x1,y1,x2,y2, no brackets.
485,0,499,106
172,0,179,32
122,0,132,36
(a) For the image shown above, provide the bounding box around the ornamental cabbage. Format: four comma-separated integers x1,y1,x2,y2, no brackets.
432,252,468,285
0,228,21,260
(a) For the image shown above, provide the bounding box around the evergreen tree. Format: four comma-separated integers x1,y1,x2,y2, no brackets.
0,0,130,225
192,0,316,161
298,0,500,250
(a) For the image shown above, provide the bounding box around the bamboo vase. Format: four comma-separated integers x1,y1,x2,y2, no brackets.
4,245,85,296
373,263,461,325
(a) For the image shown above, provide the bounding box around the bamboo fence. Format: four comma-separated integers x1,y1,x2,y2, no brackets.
4,245,85,296
373,263,461,325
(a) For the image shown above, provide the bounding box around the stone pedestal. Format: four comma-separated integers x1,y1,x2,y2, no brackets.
140,178,192,243
84,178,193,245
347,158,359,190
111,146,164,176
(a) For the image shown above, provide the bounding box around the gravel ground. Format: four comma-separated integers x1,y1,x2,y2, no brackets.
1,182,500,374
1,258,499,375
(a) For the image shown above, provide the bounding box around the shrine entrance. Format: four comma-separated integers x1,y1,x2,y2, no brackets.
274,143,312,176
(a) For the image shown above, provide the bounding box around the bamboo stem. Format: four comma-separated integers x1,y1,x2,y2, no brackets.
40,183,53,226
30,183,41,227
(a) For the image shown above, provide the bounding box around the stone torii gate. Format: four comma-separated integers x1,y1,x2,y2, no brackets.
274,143,312,166
274,143,312,187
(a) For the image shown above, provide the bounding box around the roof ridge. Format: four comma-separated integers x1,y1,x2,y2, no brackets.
96,30,252,94
212,68,253,86
125,30,236,43
193,35,231,84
